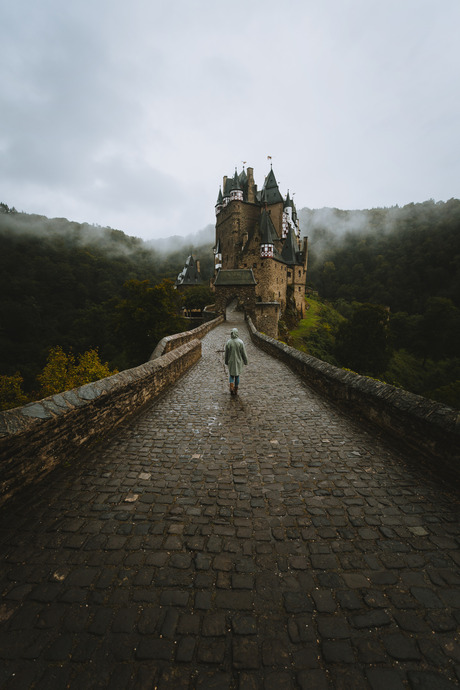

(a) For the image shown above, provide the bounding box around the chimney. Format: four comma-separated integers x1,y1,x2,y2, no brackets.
247,167,255,203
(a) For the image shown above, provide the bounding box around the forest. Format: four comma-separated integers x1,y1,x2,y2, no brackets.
0,205,213,409
1,197,459,410
293,198,460,408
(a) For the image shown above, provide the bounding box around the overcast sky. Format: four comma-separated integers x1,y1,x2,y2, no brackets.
1,0,459,241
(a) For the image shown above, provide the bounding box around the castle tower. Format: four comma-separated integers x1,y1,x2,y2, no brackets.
213,164,308,334
229,169,244,203
260,210,277,258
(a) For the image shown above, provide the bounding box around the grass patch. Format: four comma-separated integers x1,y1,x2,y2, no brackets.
288,297,345,364
290,298,322,341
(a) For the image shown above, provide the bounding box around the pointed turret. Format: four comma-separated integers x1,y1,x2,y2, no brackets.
260,209,278,258
229,168,243,202
284,190,293,210
215,187,224,215
281,226,300,265
282,190,293,237
262,167,283,205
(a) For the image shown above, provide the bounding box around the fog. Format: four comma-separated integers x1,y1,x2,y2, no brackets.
0,206,216,262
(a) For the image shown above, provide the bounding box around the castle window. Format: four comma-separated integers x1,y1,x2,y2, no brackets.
253,263,257,268
298,270,301,277
287,271,291,278
261,244,274,258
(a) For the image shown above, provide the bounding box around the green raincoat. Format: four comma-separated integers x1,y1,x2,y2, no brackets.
225,328,248,376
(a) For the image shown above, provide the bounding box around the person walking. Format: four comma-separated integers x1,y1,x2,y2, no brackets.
224,327,248,396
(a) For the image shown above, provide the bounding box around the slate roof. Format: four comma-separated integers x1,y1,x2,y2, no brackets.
259,209,278,245
281,226,300,265
220,165,286,206
175,255,203,287
231,169,241,191
259,210,285,261
214,269,257,286
261,167,283,204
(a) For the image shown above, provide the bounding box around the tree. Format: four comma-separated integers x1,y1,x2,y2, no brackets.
114,279,187,363
182,285,215,312
37,346,117,397
0,373,29,410
334,303,393,376
415,297,460,364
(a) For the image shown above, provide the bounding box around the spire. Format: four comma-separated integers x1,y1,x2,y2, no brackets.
215,186,224,215
262,167,283,204
281,226,299,265
260,209,278,259
259,209,278,245
229,167,243,202
231,168,241,191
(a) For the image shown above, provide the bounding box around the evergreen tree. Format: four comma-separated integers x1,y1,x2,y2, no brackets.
334,303,393,376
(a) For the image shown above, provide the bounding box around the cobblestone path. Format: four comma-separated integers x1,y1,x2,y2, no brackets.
1,311,459,690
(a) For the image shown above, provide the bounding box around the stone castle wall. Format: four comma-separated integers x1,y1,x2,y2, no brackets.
216,202,260,269
253,303,281,338
214,286,256,315
255,259,288,311
215,194,307,337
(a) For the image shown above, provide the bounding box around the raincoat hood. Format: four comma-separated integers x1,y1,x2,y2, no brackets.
230,328,239,339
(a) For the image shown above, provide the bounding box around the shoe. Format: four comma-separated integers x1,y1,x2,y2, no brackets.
230,383,234,395
234,386,238,395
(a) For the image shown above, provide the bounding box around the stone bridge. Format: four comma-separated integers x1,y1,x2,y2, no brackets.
0,309,459,689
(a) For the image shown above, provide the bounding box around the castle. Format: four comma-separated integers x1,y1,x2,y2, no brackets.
212,165,308,337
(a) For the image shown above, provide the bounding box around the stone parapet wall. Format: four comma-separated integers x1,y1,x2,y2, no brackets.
247,318,459,475
0,340,202,508
149,315,224,360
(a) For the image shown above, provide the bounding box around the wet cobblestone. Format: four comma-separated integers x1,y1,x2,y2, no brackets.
0,310,459,688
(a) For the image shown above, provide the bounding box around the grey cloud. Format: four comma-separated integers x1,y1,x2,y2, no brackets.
1,0,459,241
